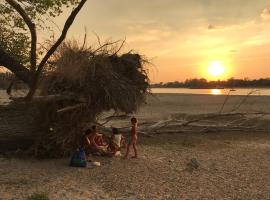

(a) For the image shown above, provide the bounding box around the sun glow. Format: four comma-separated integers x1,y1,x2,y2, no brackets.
207,61,225,77
211,89,222,95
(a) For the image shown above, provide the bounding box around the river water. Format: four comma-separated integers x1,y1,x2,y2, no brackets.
151,88,270,96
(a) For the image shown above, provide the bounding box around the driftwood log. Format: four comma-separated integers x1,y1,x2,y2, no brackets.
99,112,270,137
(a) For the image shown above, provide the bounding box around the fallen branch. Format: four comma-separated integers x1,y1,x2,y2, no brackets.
231,89,260,112
130,112,270,135
56,103,86,113
33,94,86,103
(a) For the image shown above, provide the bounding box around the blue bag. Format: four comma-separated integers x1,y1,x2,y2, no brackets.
69,149,87,167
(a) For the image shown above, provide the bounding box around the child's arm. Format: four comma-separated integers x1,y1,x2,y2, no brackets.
85,136,91,145
90,135,99,149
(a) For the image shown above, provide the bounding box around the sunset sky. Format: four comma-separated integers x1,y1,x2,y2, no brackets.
36,1,270,82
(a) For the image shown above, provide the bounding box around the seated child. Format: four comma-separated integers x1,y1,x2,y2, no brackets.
80,129,92,153
89,125,110,156
108,128,126,156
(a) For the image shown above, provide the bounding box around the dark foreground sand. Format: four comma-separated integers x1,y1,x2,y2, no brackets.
1,93,270,199
1,132,270,200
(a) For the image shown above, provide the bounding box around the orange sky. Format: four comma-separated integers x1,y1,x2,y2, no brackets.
6,0,270,83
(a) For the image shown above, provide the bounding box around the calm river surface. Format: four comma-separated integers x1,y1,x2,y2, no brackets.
151,88,270,96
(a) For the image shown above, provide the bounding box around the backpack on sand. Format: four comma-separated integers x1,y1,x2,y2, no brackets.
69,149,87,167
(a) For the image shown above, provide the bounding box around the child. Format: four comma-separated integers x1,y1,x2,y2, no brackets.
124,117,138,159
108,127,125,156
80,129,92,149
91,125,104,147
79,129,92,156
81,126,109,156
90,125,107,148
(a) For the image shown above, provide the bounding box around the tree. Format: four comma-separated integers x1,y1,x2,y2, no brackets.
0,0,151,157
0,0,87,99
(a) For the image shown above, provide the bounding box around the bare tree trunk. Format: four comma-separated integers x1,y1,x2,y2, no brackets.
0,48,31,85
25,0,87,100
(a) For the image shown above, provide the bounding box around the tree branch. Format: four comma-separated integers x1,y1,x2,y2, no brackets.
112,38,126,56
26,0,87,100
56,103,86,113
37,0,87,74
5,0,37,73
0,47,31,85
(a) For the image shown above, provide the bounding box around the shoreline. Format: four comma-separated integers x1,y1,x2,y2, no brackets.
150,88,270,96
152,92,270,97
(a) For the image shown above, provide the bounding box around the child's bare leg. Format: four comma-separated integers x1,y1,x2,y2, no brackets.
131,143,138,158
123,144,131,159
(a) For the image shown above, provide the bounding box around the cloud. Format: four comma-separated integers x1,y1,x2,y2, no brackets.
126,22,173,43
230,50,237,53
207,24,225,30
206,20,257,33
261,7,270,21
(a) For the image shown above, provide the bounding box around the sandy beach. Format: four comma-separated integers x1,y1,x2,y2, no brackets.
3,0,270,199
1,93,270,200
139,93,270,119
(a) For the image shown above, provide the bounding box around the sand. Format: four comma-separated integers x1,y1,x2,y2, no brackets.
1,132,270,200
1,93,270,200
138,93,270,120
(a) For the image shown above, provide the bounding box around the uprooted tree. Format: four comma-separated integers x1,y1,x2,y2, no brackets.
0,0,151,157
34,41,150,157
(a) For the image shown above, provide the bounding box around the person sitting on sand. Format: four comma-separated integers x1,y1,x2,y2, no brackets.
124,117,138,159
79,128,101,158
80,129,92,152
108,128,126,156
88,125,109,156
92,126,105,146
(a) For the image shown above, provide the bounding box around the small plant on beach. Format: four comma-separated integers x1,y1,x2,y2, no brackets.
27,192,49,200
182,136,196,147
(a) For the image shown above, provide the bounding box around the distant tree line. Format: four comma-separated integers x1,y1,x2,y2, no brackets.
151,78,270,88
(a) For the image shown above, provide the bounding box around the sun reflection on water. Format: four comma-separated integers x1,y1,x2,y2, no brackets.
211,89,222,95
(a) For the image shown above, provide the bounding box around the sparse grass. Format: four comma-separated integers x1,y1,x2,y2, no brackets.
181,136,197,147
27,192,49,200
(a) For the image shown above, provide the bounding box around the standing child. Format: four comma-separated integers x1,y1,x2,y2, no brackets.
124,117,138,159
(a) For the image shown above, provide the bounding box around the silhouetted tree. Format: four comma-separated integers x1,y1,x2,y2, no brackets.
0,0,87,99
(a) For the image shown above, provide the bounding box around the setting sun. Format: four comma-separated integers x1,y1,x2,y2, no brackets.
207,61,225,77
